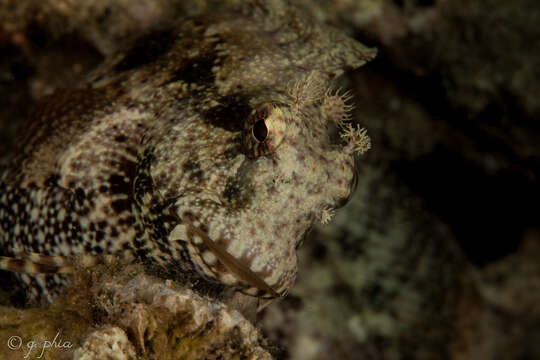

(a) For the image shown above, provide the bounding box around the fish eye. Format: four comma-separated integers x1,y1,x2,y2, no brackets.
252,119,268,142
243,103,286,158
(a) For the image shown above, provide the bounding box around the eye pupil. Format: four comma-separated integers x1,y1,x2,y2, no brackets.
252,119,268,142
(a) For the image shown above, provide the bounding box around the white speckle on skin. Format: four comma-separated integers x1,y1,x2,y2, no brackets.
169,224,188,240
192,235,203,245
202,251,217,265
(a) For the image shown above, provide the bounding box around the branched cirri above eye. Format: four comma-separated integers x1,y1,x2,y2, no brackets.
243,104,287,158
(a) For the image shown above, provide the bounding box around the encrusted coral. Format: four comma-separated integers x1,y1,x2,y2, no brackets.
0,263,273,359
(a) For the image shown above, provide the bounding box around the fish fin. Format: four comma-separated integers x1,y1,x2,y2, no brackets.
0,253,116,274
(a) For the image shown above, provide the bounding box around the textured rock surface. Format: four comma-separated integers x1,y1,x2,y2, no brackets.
1,263,273,359
74,327,137,360
76,268,273,359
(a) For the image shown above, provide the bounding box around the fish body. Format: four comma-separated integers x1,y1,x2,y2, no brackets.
0,0,375,304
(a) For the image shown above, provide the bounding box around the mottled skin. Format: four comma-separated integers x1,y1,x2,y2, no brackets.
0,0,375,304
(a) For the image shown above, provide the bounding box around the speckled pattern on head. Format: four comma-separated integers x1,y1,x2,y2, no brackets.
0,0,375,304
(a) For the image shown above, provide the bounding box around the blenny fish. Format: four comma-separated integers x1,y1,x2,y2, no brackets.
0,0,375,304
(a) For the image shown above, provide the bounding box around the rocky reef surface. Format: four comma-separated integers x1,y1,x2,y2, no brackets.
0,262,272,359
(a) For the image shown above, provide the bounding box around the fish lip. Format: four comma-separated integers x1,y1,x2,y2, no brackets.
181,212,280,298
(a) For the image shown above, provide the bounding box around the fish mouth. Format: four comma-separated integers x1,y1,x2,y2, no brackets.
180,212,281,298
